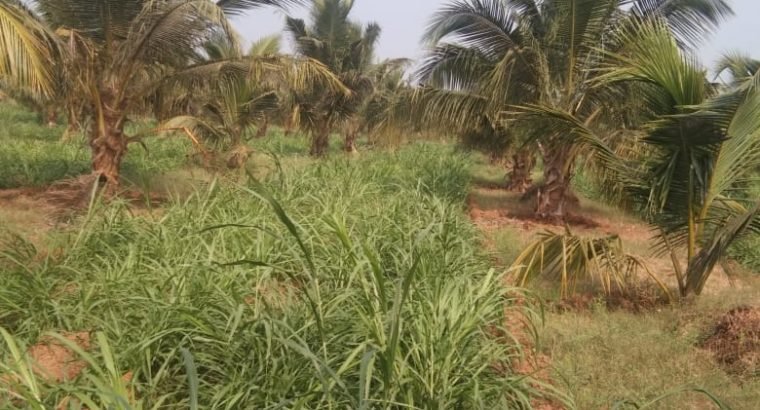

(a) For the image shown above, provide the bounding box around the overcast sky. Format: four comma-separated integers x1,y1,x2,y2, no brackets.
232,0,760,73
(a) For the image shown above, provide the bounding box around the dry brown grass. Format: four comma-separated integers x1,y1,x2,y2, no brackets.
701,306,760,377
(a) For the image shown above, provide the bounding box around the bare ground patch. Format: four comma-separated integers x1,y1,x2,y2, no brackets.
27,331,92,383
0,175,166,246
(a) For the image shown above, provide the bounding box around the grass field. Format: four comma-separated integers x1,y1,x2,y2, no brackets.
0,101,758,409
467,155,760,409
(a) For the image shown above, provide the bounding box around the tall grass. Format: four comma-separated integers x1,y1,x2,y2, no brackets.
1,146,553,408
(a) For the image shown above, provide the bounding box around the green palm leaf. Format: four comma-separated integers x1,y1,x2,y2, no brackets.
216,0,303,16
0,0,57,96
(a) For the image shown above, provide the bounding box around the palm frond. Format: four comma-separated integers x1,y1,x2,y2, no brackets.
699,89,760,214
266,55,349,95
248,34,281,57
35,0,143,43
310,0,355,46
216,0,303,16
203,30,244,61
416,43,494,90
0,0,57,96
244,91,279,117
360,22,381,62
118,0,239,81
596,18,708,108
506,103,621,172
423,0,524,60
412,87,491,133
512,229,670,299
627,0,732,45
342,21,381,71
715,52,760,88
685,201,760,295
160,114,227,145
285,16,324,61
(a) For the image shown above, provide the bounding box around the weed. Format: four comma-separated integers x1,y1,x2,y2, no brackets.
0,144,554,408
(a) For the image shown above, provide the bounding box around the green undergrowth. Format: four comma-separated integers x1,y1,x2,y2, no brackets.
728,234,760,274
0,145,557,408
0,103,87,188
0,103,192,189
248,128,351,157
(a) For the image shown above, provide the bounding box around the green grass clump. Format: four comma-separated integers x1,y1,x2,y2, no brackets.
249,128,314,156
490,226,527,266
1,146,552,408
728,234,760,274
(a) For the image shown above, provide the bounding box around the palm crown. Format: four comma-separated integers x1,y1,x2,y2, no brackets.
285,0,381,155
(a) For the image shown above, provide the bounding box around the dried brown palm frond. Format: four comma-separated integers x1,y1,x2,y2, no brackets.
512,228,671,300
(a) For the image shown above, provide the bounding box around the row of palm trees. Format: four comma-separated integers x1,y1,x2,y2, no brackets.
1,0,412,173
0,0,364,185
2,0,760,296
415,0,760,296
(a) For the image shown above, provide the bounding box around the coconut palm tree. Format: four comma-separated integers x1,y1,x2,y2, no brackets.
0,0,303,189
248,35,282,138
596,20,760,296
160,70,280,169
285,0,380,156
417,2,541,192
159,33,346,169
422,0,732,219
361,58,414,143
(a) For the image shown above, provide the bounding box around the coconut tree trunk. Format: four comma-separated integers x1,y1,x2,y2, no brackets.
255,116,269,139
227,146,251,169
488,151,504,165
310,121,330,157
62,103,83,141
344,133,358,153
89,89,127,188
535,144,572,220
90,127,127,188
506,150,535,193
226,130,251,169
343,124,359,154
45,106,58,128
